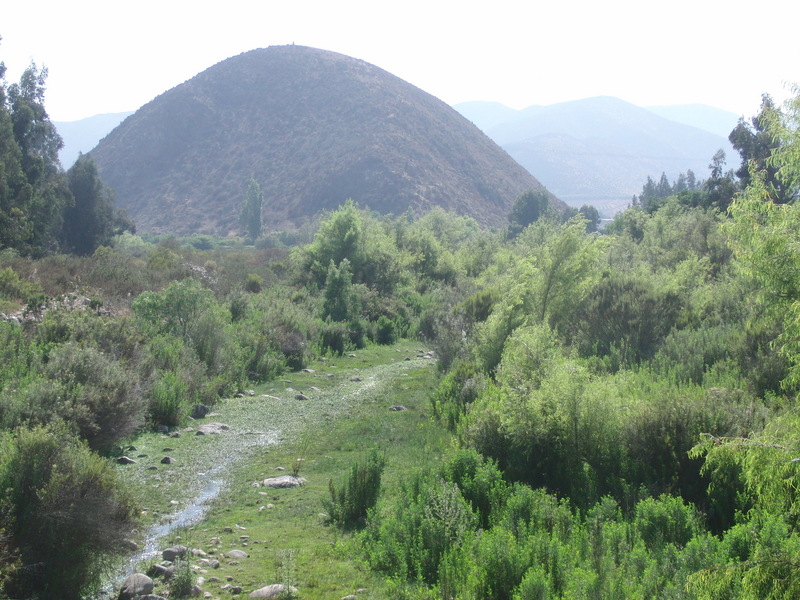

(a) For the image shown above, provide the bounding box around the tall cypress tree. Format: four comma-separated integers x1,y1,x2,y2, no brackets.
240,178,263,240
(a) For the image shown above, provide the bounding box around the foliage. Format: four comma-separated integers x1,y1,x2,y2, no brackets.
324,449,386,528
508,189,552,238
240,178,263,240
62,154,134,255
0,424,139,600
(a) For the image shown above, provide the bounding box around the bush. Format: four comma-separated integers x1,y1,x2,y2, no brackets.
375,315,398,345
149,371,191,427
0,425,139,600
431,362,485,431
325,449,386,529
42,342,144,452
633,495,700,551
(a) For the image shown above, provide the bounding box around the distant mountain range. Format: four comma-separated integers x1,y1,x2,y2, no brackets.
81,46,555,235
455,98,742,215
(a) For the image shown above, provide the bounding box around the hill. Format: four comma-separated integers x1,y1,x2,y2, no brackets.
89,46,555,235
455,97,738,214
55,111,134,168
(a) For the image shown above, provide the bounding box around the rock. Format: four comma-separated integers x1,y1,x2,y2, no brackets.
347,353,357,358
196,422,231,435
226,549,249,559
118,573,154,600
261,475,306,488
349,377,362,382
301,368,315,373
341,595,358,600
169,431,182,438
156,424,170,433
161,456,176,464
247,389,255,396
389,405,407,411
235,393,245,398
116,456,137,464
162,545,188,561
294,393,308,401
148,563,176,580
231,586,244,594
191,404,210,419
249,584,298,599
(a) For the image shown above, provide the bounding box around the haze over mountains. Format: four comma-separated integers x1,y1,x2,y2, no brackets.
84,45,554,235
454,98,740,214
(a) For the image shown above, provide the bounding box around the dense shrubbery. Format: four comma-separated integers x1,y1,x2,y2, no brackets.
1,89,799,599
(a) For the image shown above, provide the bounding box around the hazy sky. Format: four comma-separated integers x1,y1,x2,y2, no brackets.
2,0,797,122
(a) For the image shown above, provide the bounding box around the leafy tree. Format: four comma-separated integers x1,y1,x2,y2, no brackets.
729,94,793,204
578,204,600,232
726,87,800,386
321,258,359,322
704,149,738,210
0,61,69,255
507,189,551,238
240,178,263,240
62,153,133,255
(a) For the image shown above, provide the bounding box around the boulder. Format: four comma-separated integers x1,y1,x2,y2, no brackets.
388,405,407,411
116,456,137,464
249,584,298,599
196,422,231,435
162,545,188,561
118,573,154,600
261,475,306,488
161,456,176,464
227,549,249,559
190,404,210,419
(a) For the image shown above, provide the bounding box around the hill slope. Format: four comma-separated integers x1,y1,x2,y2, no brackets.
456,97,737,214
89,46,555,235
55,111,134,168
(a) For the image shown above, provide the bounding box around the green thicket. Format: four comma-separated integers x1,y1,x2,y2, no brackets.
1,43,799,598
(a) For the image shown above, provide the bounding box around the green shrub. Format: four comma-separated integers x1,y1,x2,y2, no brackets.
42,342,143,452
431,362,485,431
320,320,350,356
633,495,700,551
149,371,191,427
0,425,139,600
375,315,398,345
244,273,263,293
0,266,43,305
325,449,386,529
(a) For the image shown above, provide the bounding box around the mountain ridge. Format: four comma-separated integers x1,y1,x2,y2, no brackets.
88,45,554,235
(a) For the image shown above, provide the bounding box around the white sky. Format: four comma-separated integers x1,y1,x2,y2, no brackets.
2,0,797,122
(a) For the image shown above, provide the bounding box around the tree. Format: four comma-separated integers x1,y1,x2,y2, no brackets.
0,61,69,255
507,189,551,238
729,94,793,203
239,178,263,240
726,87,800,386
61,154,133,255
578,204,601,233
704,149,737,210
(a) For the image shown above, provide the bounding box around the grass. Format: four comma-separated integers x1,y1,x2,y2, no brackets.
117,340,450,599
